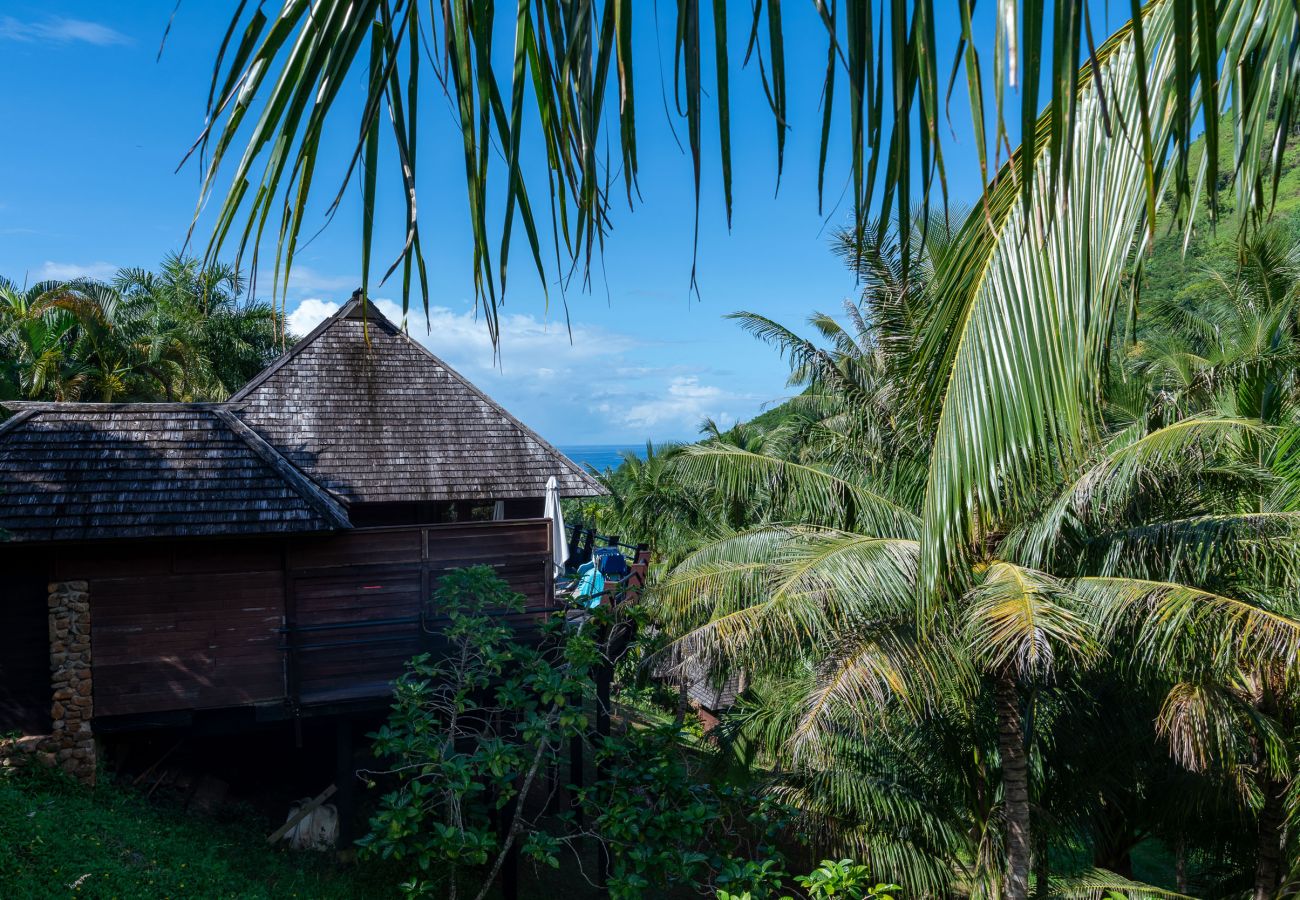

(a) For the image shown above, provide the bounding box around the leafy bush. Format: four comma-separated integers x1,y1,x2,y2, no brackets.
359,566,873,899
358,566,599,897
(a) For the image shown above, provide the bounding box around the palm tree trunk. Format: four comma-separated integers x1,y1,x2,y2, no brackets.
997,669,1031,900
1253,779,1285,900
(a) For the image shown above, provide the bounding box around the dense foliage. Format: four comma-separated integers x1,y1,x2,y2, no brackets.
0,255,283,403
359,566,905,899
583,202,1300,900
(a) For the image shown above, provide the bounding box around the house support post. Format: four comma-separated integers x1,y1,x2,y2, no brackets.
594,656,612,891
335,717,356,854
46,581,95,785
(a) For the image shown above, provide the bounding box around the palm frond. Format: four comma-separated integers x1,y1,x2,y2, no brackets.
1075,575,1300,672
671,444,920,539
965,562,1100,680
1155,681,1253,776
1048,868,1197,900
653,527,919,672
918,4,1188,600
1009,417,1263,569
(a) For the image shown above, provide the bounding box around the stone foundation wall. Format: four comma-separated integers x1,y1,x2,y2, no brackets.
0,581,96,785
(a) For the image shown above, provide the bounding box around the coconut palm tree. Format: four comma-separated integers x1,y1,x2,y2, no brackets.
649,215,1300,895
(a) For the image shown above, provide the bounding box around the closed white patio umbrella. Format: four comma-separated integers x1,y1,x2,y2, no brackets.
543,476,567,578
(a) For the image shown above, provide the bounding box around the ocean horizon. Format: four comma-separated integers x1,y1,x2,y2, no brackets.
558,443,648,473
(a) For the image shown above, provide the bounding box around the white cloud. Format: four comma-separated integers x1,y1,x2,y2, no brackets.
616,376,736,431
285,297,631,379
0,16,130,46
398,302,635,377
36,260,118,281
286,298,341,336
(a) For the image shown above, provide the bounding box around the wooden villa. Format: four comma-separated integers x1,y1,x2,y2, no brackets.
0,295,606,788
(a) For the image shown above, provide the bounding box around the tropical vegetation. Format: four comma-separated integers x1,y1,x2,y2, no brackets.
0,255,284,404
356,565,896,900
581,203,1300,899
7,1,1300,897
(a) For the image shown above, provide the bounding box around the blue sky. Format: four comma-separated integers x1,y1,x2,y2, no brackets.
0,3,1125,445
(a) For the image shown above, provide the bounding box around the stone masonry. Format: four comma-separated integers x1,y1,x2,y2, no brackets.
1,582,96,785
47,580,96,784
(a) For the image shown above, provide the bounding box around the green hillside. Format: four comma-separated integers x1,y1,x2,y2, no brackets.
1139,118,1300,312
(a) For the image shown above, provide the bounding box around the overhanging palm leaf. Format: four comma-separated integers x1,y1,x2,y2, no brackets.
1076,575,1300,672
671,444,920,539
918,6,1188,599
193,2,1300,347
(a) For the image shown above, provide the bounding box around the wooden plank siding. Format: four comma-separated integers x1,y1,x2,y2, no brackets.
46,520,552,720
0,559,55,733
286,521,552,706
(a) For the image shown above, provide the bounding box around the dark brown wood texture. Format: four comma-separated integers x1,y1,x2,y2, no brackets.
54,521,552,718
286,521,553,705
0,405,347,543
0,558,54,733
231,298,602,503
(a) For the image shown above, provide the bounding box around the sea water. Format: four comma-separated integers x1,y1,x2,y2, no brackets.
558,444,647,473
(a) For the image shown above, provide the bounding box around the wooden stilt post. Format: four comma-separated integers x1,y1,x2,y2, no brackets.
335,718,356,854
594,656,612,891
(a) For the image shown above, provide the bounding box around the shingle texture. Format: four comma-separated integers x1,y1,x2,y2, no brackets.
0,407,343,542
231,299,602,501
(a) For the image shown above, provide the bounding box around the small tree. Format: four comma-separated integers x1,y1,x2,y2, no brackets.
358,566,599,899
361,566,877,899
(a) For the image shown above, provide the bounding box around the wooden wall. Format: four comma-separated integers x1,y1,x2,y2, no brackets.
285,522,552,706
0,556,54,733
47,520,553,720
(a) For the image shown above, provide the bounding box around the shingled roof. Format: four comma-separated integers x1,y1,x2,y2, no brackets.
0,405,349,543
230,297,602,502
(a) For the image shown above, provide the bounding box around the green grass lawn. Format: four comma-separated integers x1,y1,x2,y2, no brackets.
0,765,394,900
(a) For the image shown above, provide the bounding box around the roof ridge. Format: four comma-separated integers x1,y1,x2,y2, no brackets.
3,402,228,412
228,292,389,402
0,409,39,440
232,292,602,496
211,407,352,529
